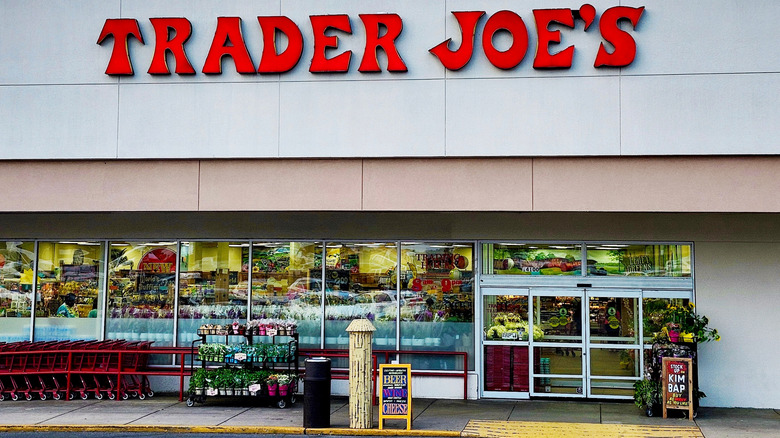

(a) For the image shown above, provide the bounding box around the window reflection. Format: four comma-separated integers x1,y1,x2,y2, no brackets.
106,242,176,346
400,242,474,370
484,295,528,340
588,296,639,344
34,241,104,341
177,241,248,346
0,241,35,342
324,242,397,349
586,244,691,277
532,296,583,342
251,242,322,348
642,297,690,344
483,243,582,276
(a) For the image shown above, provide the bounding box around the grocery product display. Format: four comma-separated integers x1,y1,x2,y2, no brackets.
187,320,299,408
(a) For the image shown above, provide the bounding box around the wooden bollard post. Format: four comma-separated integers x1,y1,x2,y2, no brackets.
346,319,375,429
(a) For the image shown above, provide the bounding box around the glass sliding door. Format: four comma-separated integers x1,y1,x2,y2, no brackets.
482,288,530,397
529,290,586,397
585,290,642,398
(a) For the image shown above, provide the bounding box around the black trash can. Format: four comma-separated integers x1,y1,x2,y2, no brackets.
303,357,331,428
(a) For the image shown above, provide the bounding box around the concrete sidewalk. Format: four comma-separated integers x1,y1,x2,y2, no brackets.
0,396,777,437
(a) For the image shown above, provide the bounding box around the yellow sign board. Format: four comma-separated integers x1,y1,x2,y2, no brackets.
378,363,412,430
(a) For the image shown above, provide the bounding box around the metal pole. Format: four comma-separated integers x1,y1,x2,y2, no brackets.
100,240,110,341
30,241,38,342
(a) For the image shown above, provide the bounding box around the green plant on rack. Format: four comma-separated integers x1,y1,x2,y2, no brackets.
189,368,207,392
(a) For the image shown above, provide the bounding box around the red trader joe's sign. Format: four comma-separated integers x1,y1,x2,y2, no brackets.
662,357,694,420
97,5,644,75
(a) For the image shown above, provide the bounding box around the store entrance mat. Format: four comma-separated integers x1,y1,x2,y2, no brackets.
462,419,703,438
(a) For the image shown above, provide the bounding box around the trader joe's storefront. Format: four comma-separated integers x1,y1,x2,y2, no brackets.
479,243,693,400
1,238,692,400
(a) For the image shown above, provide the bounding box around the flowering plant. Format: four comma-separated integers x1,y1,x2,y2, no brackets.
277,374,294,385
662,303,720,343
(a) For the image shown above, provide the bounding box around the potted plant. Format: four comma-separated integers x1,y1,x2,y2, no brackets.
214,368,233,396
633,379,661,416
277,374,293,396
266,375,279,396
189,369,207,396
667,303,720,343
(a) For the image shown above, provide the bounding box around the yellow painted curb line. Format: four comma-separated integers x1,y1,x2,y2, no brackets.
306,427,460,436
462,420,703,438
0,425,305,434
0,424,460,436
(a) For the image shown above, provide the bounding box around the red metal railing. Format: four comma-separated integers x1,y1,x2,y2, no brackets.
300,348,469,400
299,351,379,405
0,341,192,402
2,341,469,403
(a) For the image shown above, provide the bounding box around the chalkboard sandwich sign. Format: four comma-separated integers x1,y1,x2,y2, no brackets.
379,363,412,430
662,357,694,420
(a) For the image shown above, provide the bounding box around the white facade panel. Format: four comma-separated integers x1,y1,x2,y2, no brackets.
0,0,120,85
446,76,620,156
0,85,118,159
118,0,281,84
280,0,446,81
117,82,279,158
1,1,780,159
621,74,780,155
626,0,780,75
279,79,445,157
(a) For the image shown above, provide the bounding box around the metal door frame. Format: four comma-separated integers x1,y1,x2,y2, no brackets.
528,288,587,398
584,288,643,400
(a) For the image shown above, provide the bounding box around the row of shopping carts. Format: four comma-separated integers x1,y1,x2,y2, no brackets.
0,340,154,401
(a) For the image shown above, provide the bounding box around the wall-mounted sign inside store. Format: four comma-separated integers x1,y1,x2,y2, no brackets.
138,248,177,274
97,4,644,76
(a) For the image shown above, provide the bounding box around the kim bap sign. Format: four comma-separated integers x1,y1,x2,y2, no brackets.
662,357,694,420
97,4,644,75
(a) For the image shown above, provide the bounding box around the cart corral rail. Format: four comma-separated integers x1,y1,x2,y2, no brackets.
0,340,190,401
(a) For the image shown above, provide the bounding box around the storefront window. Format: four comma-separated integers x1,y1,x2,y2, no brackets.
177,241,248,346
642,297,690,344
400,242,474,370
586,244,691,277
34,242,105,341
0,241,35,342
324,242,397,349
483,295,529,341
105,242,176,347
483,243,582,276
251,241,322,348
